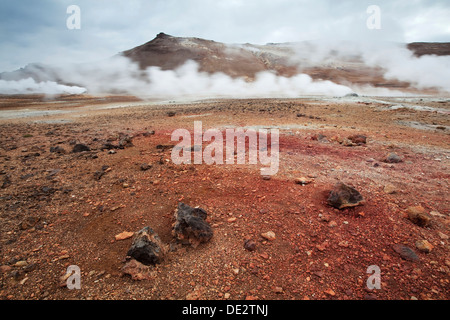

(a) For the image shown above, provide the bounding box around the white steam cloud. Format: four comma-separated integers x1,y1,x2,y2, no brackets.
0,56,353,98
0,78,86,95
290,40,450,94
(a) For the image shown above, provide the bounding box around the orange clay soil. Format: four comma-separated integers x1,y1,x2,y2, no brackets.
0,95,449,300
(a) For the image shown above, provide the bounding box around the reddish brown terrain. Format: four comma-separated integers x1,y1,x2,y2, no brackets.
0,93,449,300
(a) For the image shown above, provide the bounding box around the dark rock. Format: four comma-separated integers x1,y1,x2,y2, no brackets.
392,244,419,261
142,131,155,137
72,144,90,153
118,133,133,149
327,182,365,209
101,142,116,150
126,227,166,266
244,239,257,251
156,144,174,151
140,163,152,171
384,152,402,163
172,202,213,247
167,111,176,117
50,146,66,154
1,175,11,189
94,165,110,180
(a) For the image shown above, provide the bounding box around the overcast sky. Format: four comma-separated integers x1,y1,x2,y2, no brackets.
0,0,449,71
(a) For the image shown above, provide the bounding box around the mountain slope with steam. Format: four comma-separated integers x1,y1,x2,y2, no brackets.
1,33,449,96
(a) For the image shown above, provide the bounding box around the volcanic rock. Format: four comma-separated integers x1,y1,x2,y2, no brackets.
118,133,133,149
406,206,432,227
384,152,402,163
50,146,66,154
126,226,166,265
172,202,213,247
415,239,433,253
392,244,419,261
348,134,367,145
72,144,90,153
140,163,152,171
244,239,257,251
327,182,365,209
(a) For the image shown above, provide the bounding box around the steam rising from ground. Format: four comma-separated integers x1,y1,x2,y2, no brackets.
0,41,449,97
0,57,353,98
290,40,450,94
0,78,86,95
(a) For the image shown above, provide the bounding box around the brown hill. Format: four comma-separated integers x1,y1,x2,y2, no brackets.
122,33,449,91
407,42,450,57
122,32,298,79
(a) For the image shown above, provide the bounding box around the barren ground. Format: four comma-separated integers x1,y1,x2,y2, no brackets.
0,94,449,300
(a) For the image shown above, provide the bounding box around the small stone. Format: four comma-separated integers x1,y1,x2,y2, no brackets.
115,231,134,241
18,216,40,230
173,202,213,247
260,252,270,260
384,152,402,163
327,182,364,209
392,244,419,261
295,177,312,185
127,227,166,265
273,286,283,294
72,144,90,153
224,293,231,299
14,261,28,267
430,210,445,218
406,206,432,227
415,240,433,253
383,184,397,194
261,231,276,241
244,239,257,251
324,288,336,296
140,163,152,171
348,135,367,145
341,138,354,146
316,242,327,251
338,241,349,247
227,217,237,223
437,232,449,240
50,146,66,154
1,265,12,273
328,220,337,228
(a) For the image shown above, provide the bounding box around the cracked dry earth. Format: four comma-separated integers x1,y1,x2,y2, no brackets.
0,95,449,300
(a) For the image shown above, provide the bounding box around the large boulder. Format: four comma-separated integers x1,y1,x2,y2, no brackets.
172,202,213,247
327,182,365,209
126,227,167,265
